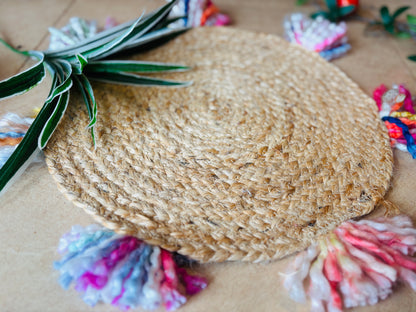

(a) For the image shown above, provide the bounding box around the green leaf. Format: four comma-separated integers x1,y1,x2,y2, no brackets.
152,16,186,31
384,23,395,34
391,6,410,20
296,0,308,6
395,31,411,38
38,90,70,148
380,6,392,25
89,0,177,60
0,95,58,193
408,14,416,26
72,53,88,74
45,21,133,57
408,55,416,62
44,6,173,57
325,0,337,11
77,75,96,128
48,0,177,62
114,27,188,56
408,14,416,32
0,51,45,100
0,38,30,56
85,60,189,74
44,13,145,57
73,75,96,146
86,71,192,87
339,5,355,17
44,60,73,104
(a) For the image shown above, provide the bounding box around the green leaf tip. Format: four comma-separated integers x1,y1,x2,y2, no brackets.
0,51,46,100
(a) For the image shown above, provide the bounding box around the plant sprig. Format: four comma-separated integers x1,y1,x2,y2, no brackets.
0,0,190,194
372,6,411,38
310,0,355,22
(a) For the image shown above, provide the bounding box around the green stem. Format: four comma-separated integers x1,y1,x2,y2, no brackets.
0,38,30,56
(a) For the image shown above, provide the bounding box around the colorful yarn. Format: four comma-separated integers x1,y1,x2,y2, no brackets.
382,117,416,159
0,113,33,168
48,17,97,51
55,224,207,311
168,0,230,27
283,13,350,61
373,84,416,158
284,215,416,311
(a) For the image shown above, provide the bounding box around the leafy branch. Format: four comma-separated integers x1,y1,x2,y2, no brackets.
0,0,190,194
371,6,411,38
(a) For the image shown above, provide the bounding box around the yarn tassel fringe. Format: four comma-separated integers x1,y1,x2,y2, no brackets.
284,215,416,311
373,84,416,159
54,224,208,311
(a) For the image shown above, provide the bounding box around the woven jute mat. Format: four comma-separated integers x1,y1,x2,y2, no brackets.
44,27,393,263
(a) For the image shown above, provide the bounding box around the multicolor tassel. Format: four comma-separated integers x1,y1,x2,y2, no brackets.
284,215,416,311
0,113,33,168
283,13,350,61
168,0,230,27
55,224,207,311
373,84,416,158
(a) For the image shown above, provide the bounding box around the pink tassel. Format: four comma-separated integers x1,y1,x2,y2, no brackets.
284,215,416,311
399,85,415,114
373,84,387,111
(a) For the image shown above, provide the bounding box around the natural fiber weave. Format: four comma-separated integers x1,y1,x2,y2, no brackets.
44,27,393,263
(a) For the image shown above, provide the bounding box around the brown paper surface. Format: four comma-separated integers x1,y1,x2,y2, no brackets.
1,0,416,311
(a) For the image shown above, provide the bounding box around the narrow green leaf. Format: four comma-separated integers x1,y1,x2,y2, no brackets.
85,60,189,74
44,60,73,104
115,27,188,56
45,1,178,61
152,16,186,30
0,51,45,100
339,5,355,17
380,6,391,25
78,75,96,128
72,53,88,74
122,27,187,49
73,75,96,146
86,71,191,87
89,0,178,60
84,16,144,60
408,55,416,62
0,38,30,56
44,62,59,99
39,90,70,148
0,96,58,193
391,6,410,20
44,17,139,57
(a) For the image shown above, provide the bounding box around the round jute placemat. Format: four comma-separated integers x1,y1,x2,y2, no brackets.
44,27,393,263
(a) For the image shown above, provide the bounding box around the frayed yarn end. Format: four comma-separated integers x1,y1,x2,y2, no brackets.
373,84,416,158
55,224,207,311
284,215,416,311
283,13,350,61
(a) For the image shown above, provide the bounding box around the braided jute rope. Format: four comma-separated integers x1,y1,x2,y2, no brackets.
44,27,393,263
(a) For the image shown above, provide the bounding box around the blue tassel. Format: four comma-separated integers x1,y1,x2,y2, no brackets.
382,116,416,159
